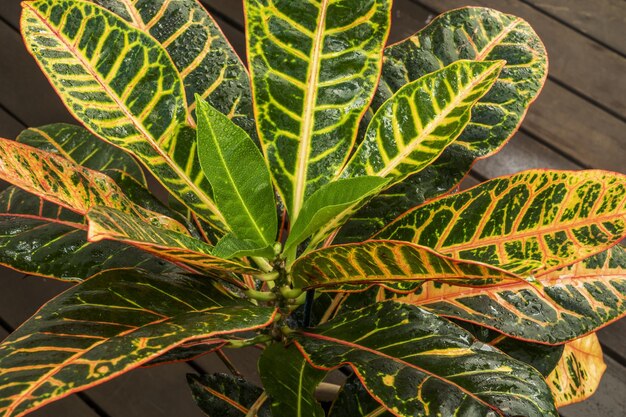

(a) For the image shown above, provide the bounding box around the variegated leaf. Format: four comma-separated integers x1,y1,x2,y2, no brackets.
21,0,224,227
245,0,392,217
0,187,177,281
87,206,261,277
291,240,520,289
328,377,393,417
293,301,558,417
91,0,257,141
378,170,626,275
17,123,146,185
259,343,325,417
396,245,626,344
187,373,272,417
0,137,186,233
547,334,606,407
338,7,548,241
0,269,277,417
342,60,503,184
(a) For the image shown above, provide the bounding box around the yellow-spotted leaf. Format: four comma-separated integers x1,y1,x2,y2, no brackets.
21,0,224,227
87,206,261,277
378,170,626,275
91,0,258,140
547,334,606,407
396,245,626,344
342,60,503,185
0,137,186,233
17,123,146,185
291,240,520,289
293,301,558,417
245,0,392,217
337,7,548,242
0,269,277,417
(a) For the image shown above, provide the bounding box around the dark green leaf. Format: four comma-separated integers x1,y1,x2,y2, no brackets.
328,376,392,417
188,373,272,417
0,269,276,417
293,301,558,417
259,343,326,417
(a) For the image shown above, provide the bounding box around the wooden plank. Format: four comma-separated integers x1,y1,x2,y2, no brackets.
523,0,626,56
0,107,25,139
560,355,626,417
522,80,625,173
0,1,20,30
417,0,626,116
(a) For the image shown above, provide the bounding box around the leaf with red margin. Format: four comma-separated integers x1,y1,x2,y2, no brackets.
291,240,521,289
187,373,272,417
292,301,558,417
0,137,186,233
0,269,277,417
378,170,626,276
337,7,548,242
87,206,261,278
547,333,606,407
394,245,626,344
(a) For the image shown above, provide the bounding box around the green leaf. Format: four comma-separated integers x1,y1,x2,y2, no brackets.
0,186,177,281
378,169,626,275
491,337,564,377
245,0,392,217
0,137,186,233
92,0,258,141
284,177,389,253
16,123,146,185
87,206,262,278
291,240,520,289
338,7,548,241
293,301,558,417
397,245,626,344
21,0,224,226
187,373,272,417
146,341,225,367
196,98,277,247
0,269,277,417
259,343,325,417
328,376,393,417
342,60,503,185
213,234,275,260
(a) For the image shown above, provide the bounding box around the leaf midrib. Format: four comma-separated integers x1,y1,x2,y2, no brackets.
25,3,223,224
293,0,330,218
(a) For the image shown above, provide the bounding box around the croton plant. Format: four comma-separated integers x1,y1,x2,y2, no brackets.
0,0,624,416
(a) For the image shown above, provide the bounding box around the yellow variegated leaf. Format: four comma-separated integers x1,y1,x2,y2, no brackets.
87,206,261,278
0,137,186,233
245,0,392,217
547,334,606,407
21,0,225,228
291,240,521,289
342,60,503,185
395,245,626,344
379,170,626,275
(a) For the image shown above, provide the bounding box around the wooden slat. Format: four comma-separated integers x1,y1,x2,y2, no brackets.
0,107,25,139
417,0,626,116
560,355,626,417
523,0,626,56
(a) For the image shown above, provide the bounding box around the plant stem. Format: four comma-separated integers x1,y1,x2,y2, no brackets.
319,293,346,324
252,256,273,273
245,392,269,417
244,289,277,302
215,349,242,377
228,334,272,349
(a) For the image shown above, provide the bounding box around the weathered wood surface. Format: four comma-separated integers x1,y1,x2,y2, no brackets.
0,0,624,416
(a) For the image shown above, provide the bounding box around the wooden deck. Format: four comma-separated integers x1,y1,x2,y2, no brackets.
0,0,624,416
